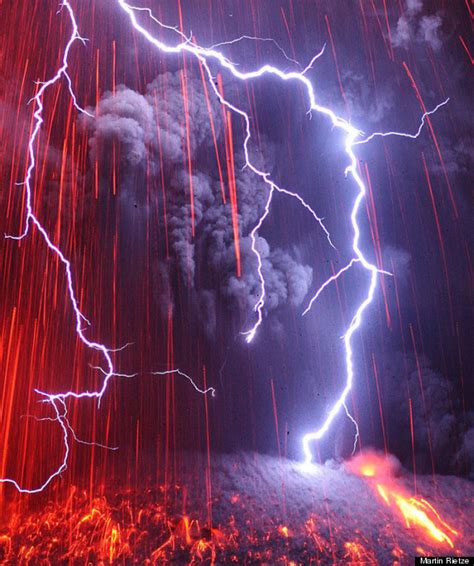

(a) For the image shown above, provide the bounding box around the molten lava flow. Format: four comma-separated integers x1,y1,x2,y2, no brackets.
350,452,459,550
1,452,470,565
0,489,231,564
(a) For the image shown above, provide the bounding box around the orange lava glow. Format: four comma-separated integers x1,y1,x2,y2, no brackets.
393,494,458,548
343,540,377,564
278,525,290,538
0,489,230,564
0,482,414,564
359,463,376,477
350,452,459,550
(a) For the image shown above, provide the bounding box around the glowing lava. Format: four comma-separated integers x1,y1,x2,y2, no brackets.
350,452,459,549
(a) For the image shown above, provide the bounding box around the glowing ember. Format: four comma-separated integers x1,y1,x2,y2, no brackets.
344,540,377,564
350,452,460,550
1,452,470,563
394,495,458,548
0,0,471,563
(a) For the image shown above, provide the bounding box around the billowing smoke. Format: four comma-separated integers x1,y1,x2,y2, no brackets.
377,351,474,478
392,0,443,51
86,86,155,167
84,72,221,169
81,71,313,336
80,66,471,479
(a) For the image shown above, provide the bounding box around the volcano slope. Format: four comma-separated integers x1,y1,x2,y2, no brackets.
0,450,472,563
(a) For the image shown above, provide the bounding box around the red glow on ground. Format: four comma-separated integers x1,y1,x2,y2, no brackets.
350,451,460,550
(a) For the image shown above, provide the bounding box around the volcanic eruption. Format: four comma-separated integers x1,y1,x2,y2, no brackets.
0,0,472,563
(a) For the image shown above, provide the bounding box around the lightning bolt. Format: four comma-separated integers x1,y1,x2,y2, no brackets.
1,1,448,492
115,1,447,466
0,1,214,494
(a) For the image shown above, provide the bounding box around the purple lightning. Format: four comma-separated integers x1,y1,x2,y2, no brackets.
0,1,214,494
1,1,449,493
115,1,447,466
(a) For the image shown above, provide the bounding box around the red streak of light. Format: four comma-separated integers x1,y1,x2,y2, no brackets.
459,35,474,65
154,90,170,258
408,397,417,495
164,304,174,516
226,111,242,278
5,58,29,220
421,151,455,333
463,0,474,20
179,69,195,237
216,74,241,277
402,62,458,218
95,48,100,200
270,378,281,459
0,310,19,485
324,15,349,115
55,100,73,245
112,40,117,196
371,353,388,455
177,1,195,236
195,49,227,204
368,0,394,63
359,1,378,90
381,0,395,61
279,7,297,64
203,366,212,527
364,163,391,328
112,142,117,196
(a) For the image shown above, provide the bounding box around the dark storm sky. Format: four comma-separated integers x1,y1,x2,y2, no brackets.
1,0,472,481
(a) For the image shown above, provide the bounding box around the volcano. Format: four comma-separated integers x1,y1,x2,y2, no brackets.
1,1,473,564
1,451,472,563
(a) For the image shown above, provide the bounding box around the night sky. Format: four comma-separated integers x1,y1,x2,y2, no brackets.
0,0,473,496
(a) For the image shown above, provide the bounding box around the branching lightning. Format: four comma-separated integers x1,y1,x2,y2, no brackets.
0,1,214,494
115,0,447,466
1,0,448,492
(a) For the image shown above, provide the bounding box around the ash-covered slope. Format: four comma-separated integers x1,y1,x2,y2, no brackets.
197,451,473,563
1,451,472,563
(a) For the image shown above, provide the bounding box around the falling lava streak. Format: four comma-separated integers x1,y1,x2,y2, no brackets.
0,0,451,493
0,0,472,563
0,452,472,563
